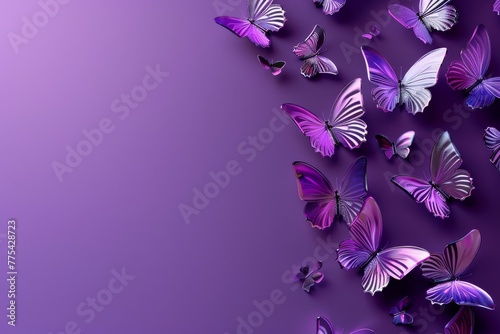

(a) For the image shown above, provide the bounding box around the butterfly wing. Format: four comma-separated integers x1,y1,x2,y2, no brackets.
313,0,346,15
375,134,395,159
293,25,324,59
270,61,286,75
400,48,447,114
316,316,334,334
214,16,271,47
430,131,473,201
300,55,338,77
337,156,368,226
361,46,399,112
249,0,286,32
392,313,414,326
281,104,336,157
292,162,337,229
495,0,500,14
329,78,367,150
350,330,374,334
419,0,457,32
389,296,411,315
394,131,415,158
388,4,432,44
444,307,474,334
484,127,500,171
301,261,324,292
426,281,495,309
258,55,271,69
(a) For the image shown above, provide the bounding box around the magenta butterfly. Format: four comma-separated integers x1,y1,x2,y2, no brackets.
388,0,457,44
421,229,495,310
361,46,447,114
214,0,285,48
446,24,500,109
495,0,500,14
444,307,474,334
483,127,500,172
337,197,430,295
375,131,415,159
282,78,367,157
362,25,380,40
313,0,346,15
292,157,367,229
257,55,286,75
293,25,338,77
391,131,473,219
316,316,374,334
296,261,324,292
389,296,413,325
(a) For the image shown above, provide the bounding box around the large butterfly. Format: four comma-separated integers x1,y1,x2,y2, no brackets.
292,156,367,229
257,55,286,75
421,229,495,310
388,0,457,44
282,78,367,157
375,131,415,159
361,46,447,114
295,261,324,292
443,307,474,334
214,0,285,48
293,25,338,77
389,296,414,325
495,0,500,15
316,316,374,334
446,24,500,109
337,197,430,295
313,0,346,15
391,131,473,219
483,127,500,172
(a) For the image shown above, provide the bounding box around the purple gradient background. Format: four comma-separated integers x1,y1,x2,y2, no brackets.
0,0,499,333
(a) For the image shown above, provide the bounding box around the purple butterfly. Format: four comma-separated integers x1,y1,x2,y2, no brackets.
375,131,415,159
296,261,324,292
483,127,500,172
214,0,286,48
313,0,346,15
362,25,380,40
391,131,473,219
257,55,286,75
444,307,474,334
316,316,374,334
282,78,367,157
292,157,367,229
388,0,457,44
446,24,500,109
421,229,495,310
495,0,500,15
293,25,338,77
361,46,447,114
337,197,430,295
389,296,414,325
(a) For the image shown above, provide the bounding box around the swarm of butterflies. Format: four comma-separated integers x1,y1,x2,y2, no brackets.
214,0,499,332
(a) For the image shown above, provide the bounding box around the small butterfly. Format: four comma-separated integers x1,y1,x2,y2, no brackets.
362,25,381,40
442,307,474,334
388,0,458,44
446,25,500,109
337,197,430,295
313,0,346,15
257,55,286,75
292,156,367,229
495,0,500,15
361,46,447,114
316,316,374,334
391,131,473,219
214,0,286,48
296,261,324,292
293,25,338,77
375,131,415,159
421,229,495,310
483,127,500,172
282,78,367,157
389,296,414,325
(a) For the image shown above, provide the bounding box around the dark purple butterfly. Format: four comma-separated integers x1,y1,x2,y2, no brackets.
316,316,374,334
313,0,346,15
293,25,338,77
446,24,500,109
257,55,286,75
388,0,457,44
421,229,495,310
361,46,447,114
292,157,367,229
389,296,414,325
296,261,324,292
337,197,430,295
362,25,380,40
214,0,286,48
495,0,500,15
375,131,415,159
444,307,474,334
391,131,473,219
483,127,500,172
282,79,367,157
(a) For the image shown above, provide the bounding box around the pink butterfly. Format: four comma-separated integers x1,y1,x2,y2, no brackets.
375,131,415,159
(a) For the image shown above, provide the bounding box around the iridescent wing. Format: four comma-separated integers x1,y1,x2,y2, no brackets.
388,4,432,44
375,134,395,159
313,0,346,15
337,156,368,226
394,131,415,158
214,16,271,47
484,127,500,171
444,307,474,334
294,25,337,77
249,0,286,32
495,0,500,14
257,55,285,75
316,316,334,334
